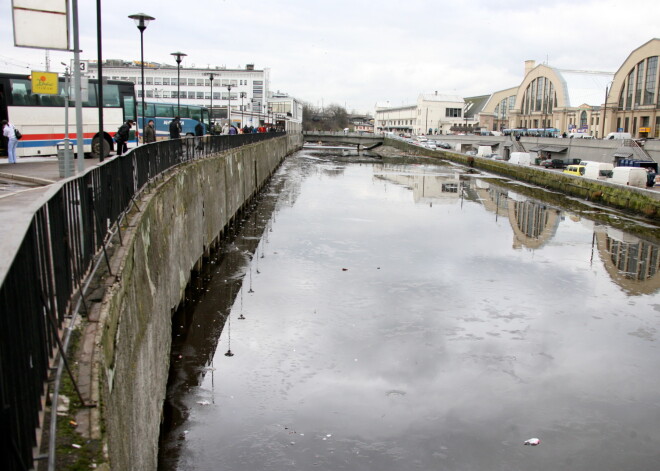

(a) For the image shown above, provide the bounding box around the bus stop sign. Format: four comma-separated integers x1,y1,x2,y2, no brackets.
32,71,59,95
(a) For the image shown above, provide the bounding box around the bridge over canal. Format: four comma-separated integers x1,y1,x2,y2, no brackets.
303,131,384,150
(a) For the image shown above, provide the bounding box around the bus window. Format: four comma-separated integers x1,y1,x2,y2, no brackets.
10,79,40,106
156,104,174,117
83,83,98,107
145,102,156,117
190,108,201,121
102,84,120,107
123,94,136,122
179,106,190,119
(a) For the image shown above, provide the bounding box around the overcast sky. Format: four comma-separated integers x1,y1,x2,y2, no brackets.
1,0,659,114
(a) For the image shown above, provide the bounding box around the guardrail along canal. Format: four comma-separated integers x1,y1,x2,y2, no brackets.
159,146,660,471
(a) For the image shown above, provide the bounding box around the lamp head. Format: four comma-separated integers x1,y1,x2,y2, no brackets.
128,13,155,31
171,51,187,64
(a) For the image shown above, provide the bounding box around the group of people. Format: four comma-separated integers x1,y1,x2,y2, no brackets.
209,122,280,135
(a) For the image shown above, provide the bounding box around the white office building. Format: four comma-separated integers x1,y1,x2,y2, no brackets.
83,59,271,125
375,92,476,135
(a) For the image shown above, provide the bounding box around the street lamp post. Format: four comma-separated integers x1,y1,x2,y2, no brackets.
170,51,187,116
128,13,155,144
225,84,232,128
240,92,246,129
204,72,217,130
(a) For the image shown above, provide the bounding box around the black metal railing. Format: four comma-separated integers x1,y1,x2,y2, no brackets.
0,131,285,471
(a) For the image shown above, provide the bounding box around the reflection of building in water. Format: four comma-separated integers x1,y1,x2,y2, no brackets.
475,182,561,249
508,196,561,250
374,164,475,204
595,227,660,295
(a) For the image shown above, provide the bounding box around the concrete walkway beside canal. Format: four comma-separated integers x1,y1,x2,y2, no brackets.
0,156,107,278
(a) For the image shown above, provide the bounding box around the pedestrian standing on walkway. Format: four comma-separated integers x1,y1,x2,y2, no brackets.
2,120,19,163
169,116,182,139
144,119,156,144
194,120,204,150
115,120,133,155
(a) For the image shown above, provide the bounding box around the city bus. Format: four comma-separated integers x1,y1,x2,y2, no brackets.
138,102,209,140
0,72,136,158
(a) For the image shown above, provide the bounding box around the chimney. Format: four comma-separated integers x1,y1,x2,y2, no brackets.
524,60,536,76
435,90,438,95
246,64,254,70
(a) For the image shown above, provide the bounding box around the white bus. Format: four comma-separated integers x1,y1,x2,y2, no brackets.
0,72,136,158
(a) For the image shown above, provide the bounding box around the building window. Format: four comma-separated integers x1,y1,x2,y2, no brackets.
154,78,162,85
196,79,204,86
536,78,543,111
197,92,204,99
446,108,461,117
635,61,644,106
162,78,170,86
644,56,657,105
626,71,634,110
146,77,153,85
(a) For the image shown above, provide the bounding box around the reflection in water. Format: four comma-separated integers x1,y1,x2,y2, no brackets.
158,165,303,469
596,227,660,295
159,147,660,471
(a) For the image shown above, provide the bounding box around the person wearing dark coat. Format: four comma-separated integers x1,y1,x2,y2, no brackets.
169,117,182,139
194,121,204,150
115,120,133,155
144,120,156,144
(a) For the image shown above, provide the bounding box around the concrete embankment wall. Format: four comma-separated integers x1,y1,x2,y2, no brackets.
95,134,302,471
385,137,660,220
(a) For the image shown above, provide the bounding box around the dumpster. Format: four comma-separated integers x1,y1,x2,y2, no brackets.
57,142,74,177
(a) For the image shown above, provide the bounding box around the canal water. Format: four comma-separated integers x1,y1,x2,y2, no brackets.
158,146,660,471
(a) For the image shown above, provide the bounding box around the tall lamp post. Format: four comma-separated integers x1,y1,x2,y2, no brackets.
204,72,217,129
171,51,187,116
128,13,155,144
225,84,233,127
240,92,246,128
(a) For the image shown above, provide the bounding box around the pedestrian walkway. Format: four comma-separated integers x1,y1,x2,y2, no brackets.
0,156,110,274
0,156,104,200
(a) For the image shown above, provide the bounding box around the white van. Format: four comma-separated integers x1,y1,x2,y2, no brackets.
477,145,492,157
581,161,614,180
509,152,532,165
610,167,647,187
605,132,632,140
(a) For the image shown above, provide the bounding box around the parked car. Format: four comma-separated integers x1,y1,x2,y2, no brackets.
492,154,506,160
563,164,586,176
541,159,566,169
437,142,452,149
466,150,477,156
425,142,437,149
